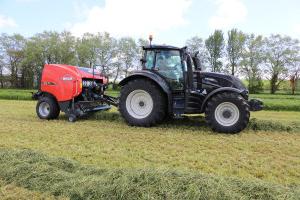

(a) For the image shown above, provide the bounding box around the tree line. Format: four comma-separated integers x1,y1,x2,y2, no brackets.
186,30,300,94
0,29,299,94
0,31,148,89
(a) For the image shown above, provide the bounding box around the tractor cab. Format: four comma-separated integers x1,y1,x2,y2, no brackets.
141,45,201,91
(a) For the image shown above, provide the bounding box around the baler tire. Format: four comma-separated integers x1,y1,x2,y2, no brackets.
36,96,60,120
119,79,166,127
205,92,250,133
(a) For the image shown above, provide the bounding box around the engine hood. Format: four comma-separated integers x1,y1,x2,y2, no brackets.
200,72,247,90
76,67,108,83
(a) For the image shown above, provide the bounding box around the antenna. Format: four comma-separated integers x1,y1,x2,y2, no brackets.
149,34,153,46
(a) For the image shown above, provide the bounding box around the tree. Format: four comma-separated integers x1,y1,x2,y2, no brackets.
76,33,99,68
289,56,300,95
118,37,138,77
264,35,300,94
186,36,207,69
205,30,224,72
58,31,76,65
0,43,5,88
95,32,118,75
240,34,264,93
0,33,25,88
226,29,246,75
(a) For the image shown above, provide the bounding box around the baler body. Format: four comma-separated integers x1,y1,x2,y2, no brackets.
40,64,108,102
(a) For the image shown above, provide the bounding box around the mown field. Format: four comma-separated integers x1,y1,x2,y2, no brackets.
1,88,300,111
0,89,300,199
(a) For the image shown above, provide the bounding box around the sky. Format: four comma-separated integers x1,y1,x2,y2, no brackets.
0,0,299,46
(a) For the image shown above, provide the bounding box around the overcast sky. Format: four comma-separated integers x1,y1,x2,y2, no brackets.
0,0,299,46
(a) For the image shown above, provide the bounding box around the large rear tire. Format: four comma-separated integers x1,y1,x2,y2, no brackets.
205,92,250,133
119,79,166,127
36,96,60,120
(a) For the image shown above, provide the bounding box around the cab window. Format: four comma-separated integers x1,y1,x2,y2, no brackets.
155,50,183,80
155,50,184,90
145,50,155,69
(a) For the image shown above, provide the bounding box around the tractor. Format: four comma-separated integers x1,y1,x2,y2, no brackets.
33,39,263,133
118,44,263,133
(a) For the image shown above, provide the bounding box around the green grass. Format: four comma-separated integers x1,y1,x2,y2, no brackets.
0,148,299,200
0,89,35,100
0,88,119,100
0,179,68,200
250,94,300,111
1,88,300,111
0,100,300,187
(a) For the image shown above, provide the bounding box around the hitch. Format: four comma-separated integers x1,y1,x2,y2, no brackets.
102,95,119,107
249,99,263,111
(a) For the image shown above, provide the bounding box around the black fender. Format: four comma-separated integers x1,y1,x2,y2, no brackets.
32,91,62,110
119,71,172,113
200,87,248,112
32,91,58,102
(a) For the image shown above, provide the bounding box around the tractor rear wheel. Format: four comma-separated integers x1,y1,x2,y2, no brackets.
205,92,250,133
36,96,60,120
119,79,166,127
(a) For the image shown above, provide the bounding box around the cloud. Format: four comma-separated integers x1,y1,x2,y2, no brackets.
0,15,17,28
69,0,191,37
293,24,300,39
209,0,247,29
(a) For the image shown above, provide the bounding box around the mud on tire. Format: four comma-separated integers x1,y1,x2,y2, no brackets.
119,79,166,127
205,92,250,133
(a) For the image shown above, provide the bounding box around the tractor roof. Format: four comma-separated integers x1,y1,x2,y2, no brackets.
143,45,185,51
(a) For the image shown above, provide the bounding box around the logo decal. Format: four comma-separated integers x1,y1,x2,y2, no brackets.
62,74,73,81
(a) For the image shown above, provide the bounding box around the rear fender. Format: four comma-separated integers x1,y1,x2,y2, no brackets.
33,91,57,101
119,71,172,113
200,87,248,112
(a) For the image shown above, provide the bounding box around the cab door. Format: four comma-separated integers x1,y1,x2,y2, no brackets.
153,50,184,91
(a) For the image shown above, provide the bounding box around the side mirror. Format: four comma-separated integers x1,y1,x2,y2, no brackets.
193,57,202,71
140,58,146,63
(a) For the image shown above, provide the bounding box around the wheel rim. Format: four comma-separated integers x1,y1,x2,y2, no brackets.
214,102,240,127
125,89,153,119
39,102,50,117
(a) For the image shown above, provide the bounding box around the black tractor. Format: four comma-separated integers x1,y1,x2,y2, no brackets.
118,42,263,133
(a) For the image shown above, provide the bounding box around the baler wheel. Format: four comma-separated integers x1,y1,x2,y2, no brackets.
36,96,60,120
68,114,77,122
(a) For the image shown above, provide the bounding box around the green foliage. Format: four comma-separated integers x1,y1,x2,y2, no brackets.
0,148,299,200
226,29,246,75
205,30,225,72
248,77,264,94
264,35,300,94
241,34,265,93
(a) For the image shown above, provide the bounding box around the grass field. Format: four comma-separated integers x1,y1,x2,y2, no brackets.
1,88,300,111
251,93,300,111
0,99,299,199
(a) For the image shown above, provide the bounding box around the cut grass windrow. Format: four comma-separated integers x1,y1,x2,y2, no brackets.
0,148,299,200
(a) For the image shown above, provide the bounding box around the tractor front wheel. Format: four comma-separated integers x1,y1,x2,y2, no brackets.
119,79,166,127
205,92,250,133
36,96,60,120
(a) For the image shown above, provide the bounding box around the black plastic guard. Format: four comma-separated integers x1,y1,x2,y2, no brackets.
249,99,263,111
